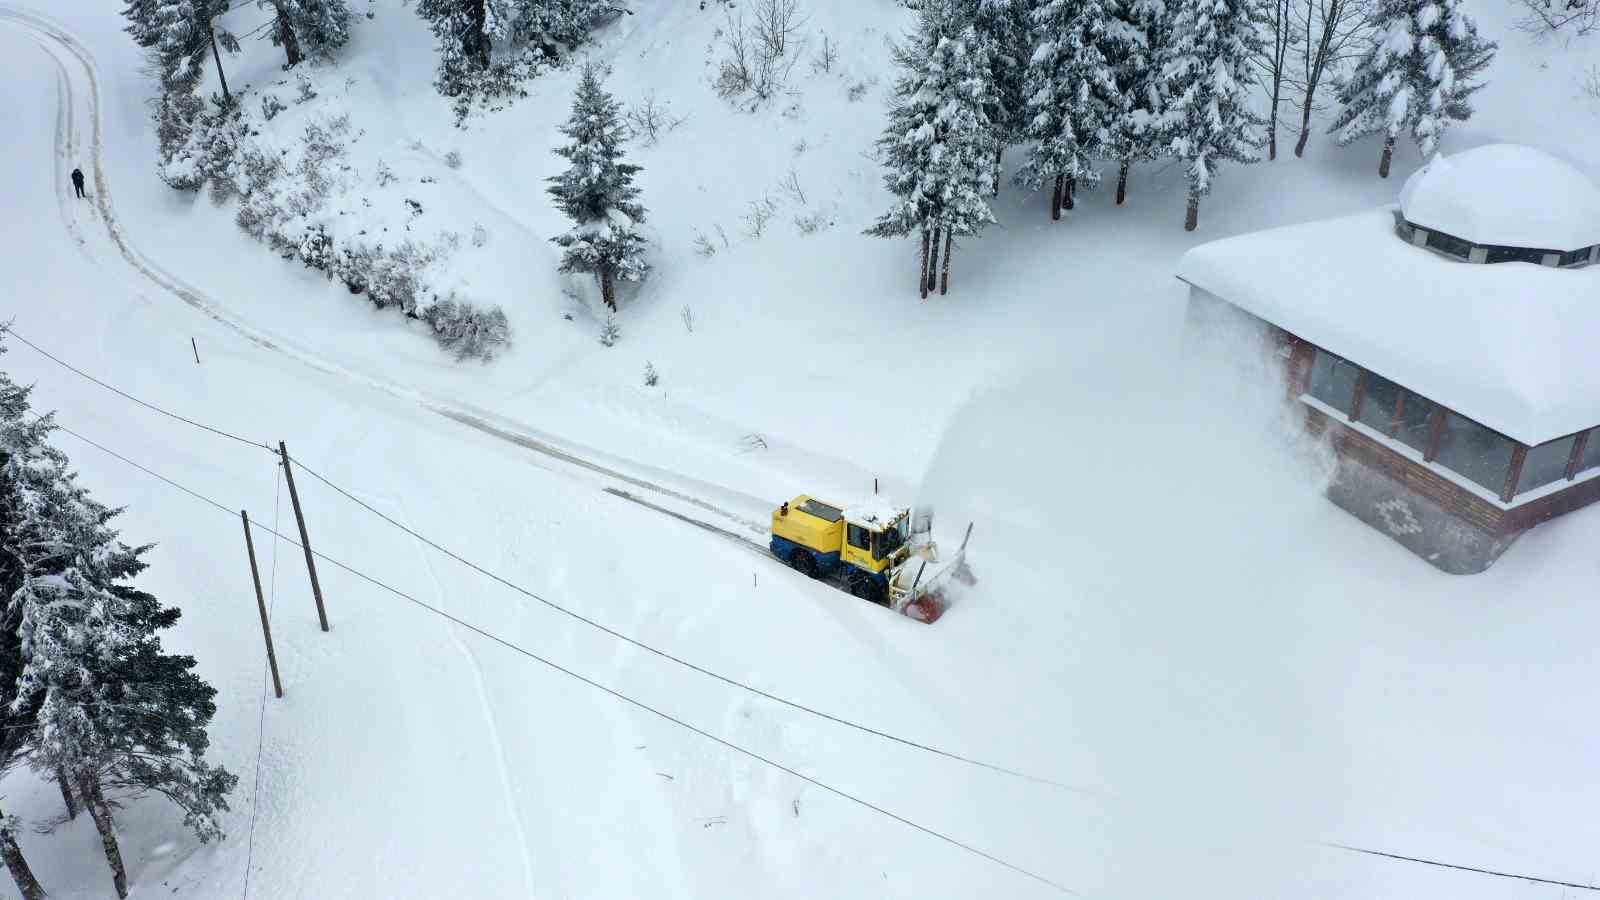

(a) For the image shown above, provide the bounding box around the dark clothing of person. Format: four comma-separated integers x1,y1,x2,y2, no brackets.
71,169,84,198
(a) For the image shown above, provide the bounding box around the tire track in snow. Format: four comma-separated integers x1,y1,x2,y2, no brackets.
0,3,777,551
388,486,540,896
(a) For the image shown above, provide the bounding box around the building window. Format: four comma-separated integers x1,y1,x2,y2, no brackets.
1425,229,1473,259
1394,391,1438,454
1580,428,1600,475
1356,372,1403,435
1517,434,1579,495
1485,245,1548,265
1307,349,1361,413
1434,413,1516,494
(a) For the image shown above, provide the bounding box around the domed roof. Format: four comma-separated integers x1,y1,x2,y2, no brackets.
1397,144,1600,251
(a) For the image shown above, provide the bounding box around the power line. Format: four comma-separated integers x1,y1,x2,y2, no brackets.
291,458,1083,794
1328,844,1600,892
2,327,1077,791
50,423,1076,896
49,422,1600,897
5,328,273,455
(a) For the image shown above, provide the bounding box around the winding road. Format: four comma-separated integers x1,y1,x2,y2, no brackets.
1,2,773,548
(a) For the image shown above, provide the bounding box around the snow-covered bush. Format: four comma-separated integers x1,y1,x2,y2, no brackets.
599,315,620,346
261,93,287,121
444,150,463,168
424,299,511,361
157,91,509,361
643,361,659,386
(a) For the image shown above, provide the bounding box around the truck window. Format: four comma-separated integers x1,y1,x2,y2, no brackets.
847,524,870,551
872,526,904,560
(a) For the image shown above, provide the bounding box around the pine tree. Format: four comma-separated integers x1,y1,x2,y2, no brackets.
122,0,163,48
416,0,608,98
1106,0,1167,205
152,0,225,82
548,62,648,312
0,346,50,900
966,0,1033,196
1,339,236,900
415,0,495,96
1328,0,1495,177
867,0,998,298
1156,0,1267,230
262,0,352,66
1017,0,1135,220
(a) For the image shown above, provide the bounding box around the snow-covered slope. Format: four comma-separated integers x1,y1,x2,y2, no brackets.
0,0,1598,897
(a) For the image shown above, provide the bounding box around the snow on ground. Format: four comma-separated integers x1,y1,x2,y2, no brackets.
0,0,1598,897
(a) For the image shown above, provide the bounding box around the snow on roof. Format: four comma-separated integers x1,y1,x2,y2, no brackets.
1177,207,1600,447
1397,144,1600,251
842,498,907,529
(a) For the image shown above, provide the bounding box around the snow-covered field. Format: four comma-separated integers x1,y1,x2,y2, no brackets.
1,0,1599,897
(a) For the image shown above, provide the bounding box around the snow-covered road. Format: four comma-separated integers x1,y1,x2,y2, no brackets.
3,2,1599,898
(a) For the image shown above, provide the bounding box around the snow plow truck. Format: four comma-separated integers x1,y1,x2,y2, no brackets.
769,495,971,623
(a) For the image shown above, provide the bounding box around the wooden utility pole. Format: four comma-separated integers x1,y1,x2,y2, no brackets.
278,442,330,631
209,29,232,104
242,511,283,698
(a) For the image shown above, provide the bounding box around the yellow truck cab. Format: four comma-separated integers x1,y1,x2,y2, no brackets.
770,495,911,604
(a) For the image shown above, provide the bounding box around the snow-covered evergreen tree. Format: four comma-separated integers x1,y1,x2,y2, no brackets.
866,0,998,298
1017,0,1138,220
1105,0,1167,204
122,0,163,48
1,337,237,900
547,62,648,312
0,345,51,900
416,0,608,99
1156,0,1267,230
152,0,224,81
965,0,1033,195
262,0,352,66
1328,0,1495,177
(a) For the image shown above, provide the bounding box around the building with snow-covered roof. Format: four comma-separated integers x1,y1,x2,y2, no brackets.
1177,144,1600,574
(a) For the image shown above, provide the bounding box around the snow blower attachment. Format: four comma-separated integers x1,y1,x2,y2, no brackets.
769,496,972,623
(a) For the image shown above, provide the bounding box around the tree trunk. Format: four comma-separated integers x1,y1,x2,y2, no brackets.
1050,175,1063,221
1064,176,1075,211
939,230,953,296
1116,160,1129,205
600,267,617,311
275,3,303,68
1268,98,1280,160
1293,97,1313,157
208,29,231,105
1378,135,1395,179
1185,190,1199,232
0,812,46,900
927,227,942,293
468,0,491,70
54,768,77,820
918,228,930,300
78,773,127,900
992,144,1003,197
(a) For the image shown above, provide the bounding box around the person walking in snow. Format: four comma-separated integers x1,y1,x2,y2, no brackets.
70,167,85,199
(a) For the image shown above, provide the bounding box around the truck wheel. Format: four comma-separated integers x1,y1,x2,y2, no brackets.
850,577,884,605
790,549,818,579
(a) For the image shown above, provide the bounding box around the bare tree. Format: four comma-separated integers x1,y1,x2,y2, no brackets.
1289,0,1375,158
811,31,837,73
752,0,807,57
1254,0,1301,159
1513,0,1600,35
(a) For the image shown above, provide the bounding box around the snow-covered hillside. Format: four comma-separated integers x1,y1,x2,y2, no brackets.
0,0,1598,897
